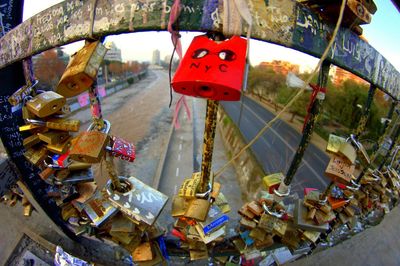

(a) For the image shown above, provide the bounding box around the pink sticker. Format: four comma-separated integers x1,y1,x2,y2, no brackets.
77,92,90,107
97,86,106,98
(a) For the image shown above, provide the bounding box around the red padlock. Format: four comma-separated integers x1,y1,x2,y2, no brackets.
108,136,136,162
172,35,247,101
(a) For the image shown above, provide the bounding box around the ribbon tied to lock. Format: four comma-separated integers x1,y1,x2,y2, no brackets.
302,84,327,133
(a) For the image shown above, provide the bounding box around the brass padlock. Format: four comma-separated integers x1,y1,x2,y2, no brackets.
198,205,229,235
263,173,284,194
19,124,43,132
38,131,69,145
56,41,108,97
70,120,111,163
171,196,189,217
23,134,41,149
24,147,48,166
25,91,66,118
22,106,35,120
47,137,72,154
83,190,118,227
70,131,109,163
247,201,264,216
195,224,226,244
178,173,201,199
325,155,355,185
249,227,267,242
132,242,153,262
68,161,91,171
214,193,231,213
326,134,346,154
39,167,56,182
184,198,211,222
28,118,80,132
240,217,257,229
338,141,357,164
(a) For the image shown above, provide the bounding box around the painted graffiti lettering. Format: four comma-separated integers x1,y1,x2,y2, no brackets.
297,9,327,35
211,8,221,28
182,5,195,13
115,3,124,13
66,0,83,12
266,6,288,23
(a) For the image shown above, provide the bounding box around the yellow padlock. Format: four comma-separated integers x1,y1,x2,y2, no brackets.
56,41,108,97
25,91,66,118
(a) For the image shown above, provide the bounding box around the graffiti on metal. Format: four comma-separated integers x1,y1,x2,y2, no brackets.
293,5,400,99
0,0,399,99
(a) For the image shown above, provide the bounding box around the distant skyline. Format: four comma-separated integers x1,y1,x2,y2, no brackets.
22,0,400,73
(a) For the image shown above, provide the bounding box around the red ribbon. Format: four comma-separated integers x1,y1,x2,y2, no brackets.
168,0,182,60
173,95,191,129
302,84,326,133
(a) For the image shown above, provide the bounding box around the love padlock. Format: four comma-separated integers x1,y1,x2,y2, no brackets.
56,41,108,98
172,35,247,101
106,136,136,162
69,120,111,163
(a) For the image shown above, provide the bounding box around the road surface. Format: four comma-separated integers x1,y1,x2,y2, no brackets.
221,96,331,195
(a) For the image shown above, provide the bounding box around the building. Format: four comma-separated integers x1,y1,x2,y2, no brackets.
152,49,161,66
332,66,368,86
104,42,122,62
259,60,300,75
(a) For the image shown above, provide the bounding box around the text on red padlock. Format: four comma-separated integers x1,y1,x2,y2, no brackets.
172,35,247,101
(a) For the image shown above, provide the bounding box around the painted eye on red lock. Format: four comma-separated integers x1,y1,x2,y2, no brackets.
219,50,236,61
192,49,209,59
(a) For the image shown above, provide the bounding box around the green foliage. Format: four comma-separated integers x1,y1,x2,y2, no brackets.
247,64,389,143
247,65,285,99
223,115,232,127
127,77,134,85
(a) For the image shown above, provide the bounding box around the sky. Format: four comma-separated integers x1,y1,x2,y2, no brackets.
22,0,400,73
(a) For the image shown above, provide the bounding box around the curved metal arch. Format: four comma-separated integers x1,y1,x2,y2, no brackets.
0,0,399,99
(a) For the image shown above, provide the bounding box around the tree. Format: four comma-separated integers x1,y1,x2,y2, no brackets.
247,65,285,100
35,49,67,89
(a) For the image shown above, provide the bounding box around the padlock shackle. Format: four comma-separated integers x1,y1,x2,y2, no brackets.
273,187,290,198
261,202,285,219
86,119,111,133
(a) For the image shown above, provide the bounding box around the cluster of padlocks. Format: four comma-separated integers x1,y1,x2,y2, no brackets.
235,129,400,256
4,30,400,264
6,40,171,264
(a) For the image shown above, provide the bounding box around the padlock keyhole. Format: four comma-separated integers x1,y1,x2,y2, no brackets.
197,86,214,98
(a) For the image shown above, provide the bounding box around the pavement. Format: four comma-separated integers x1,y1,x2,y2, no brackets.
221,96,330,195
288,206,400,266
157,97,243,227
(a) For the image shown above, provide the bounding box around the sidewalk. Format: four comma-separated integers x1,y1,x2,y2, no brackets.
288,206,400,266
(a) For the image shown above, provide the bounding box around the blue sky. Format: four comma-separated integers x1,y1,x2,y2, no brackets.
23,1,400,72
362,0,400,71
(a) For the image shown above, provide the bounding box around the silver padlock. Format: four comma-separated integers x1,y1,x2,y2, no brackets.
348,134,370,165
106,176,168,226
